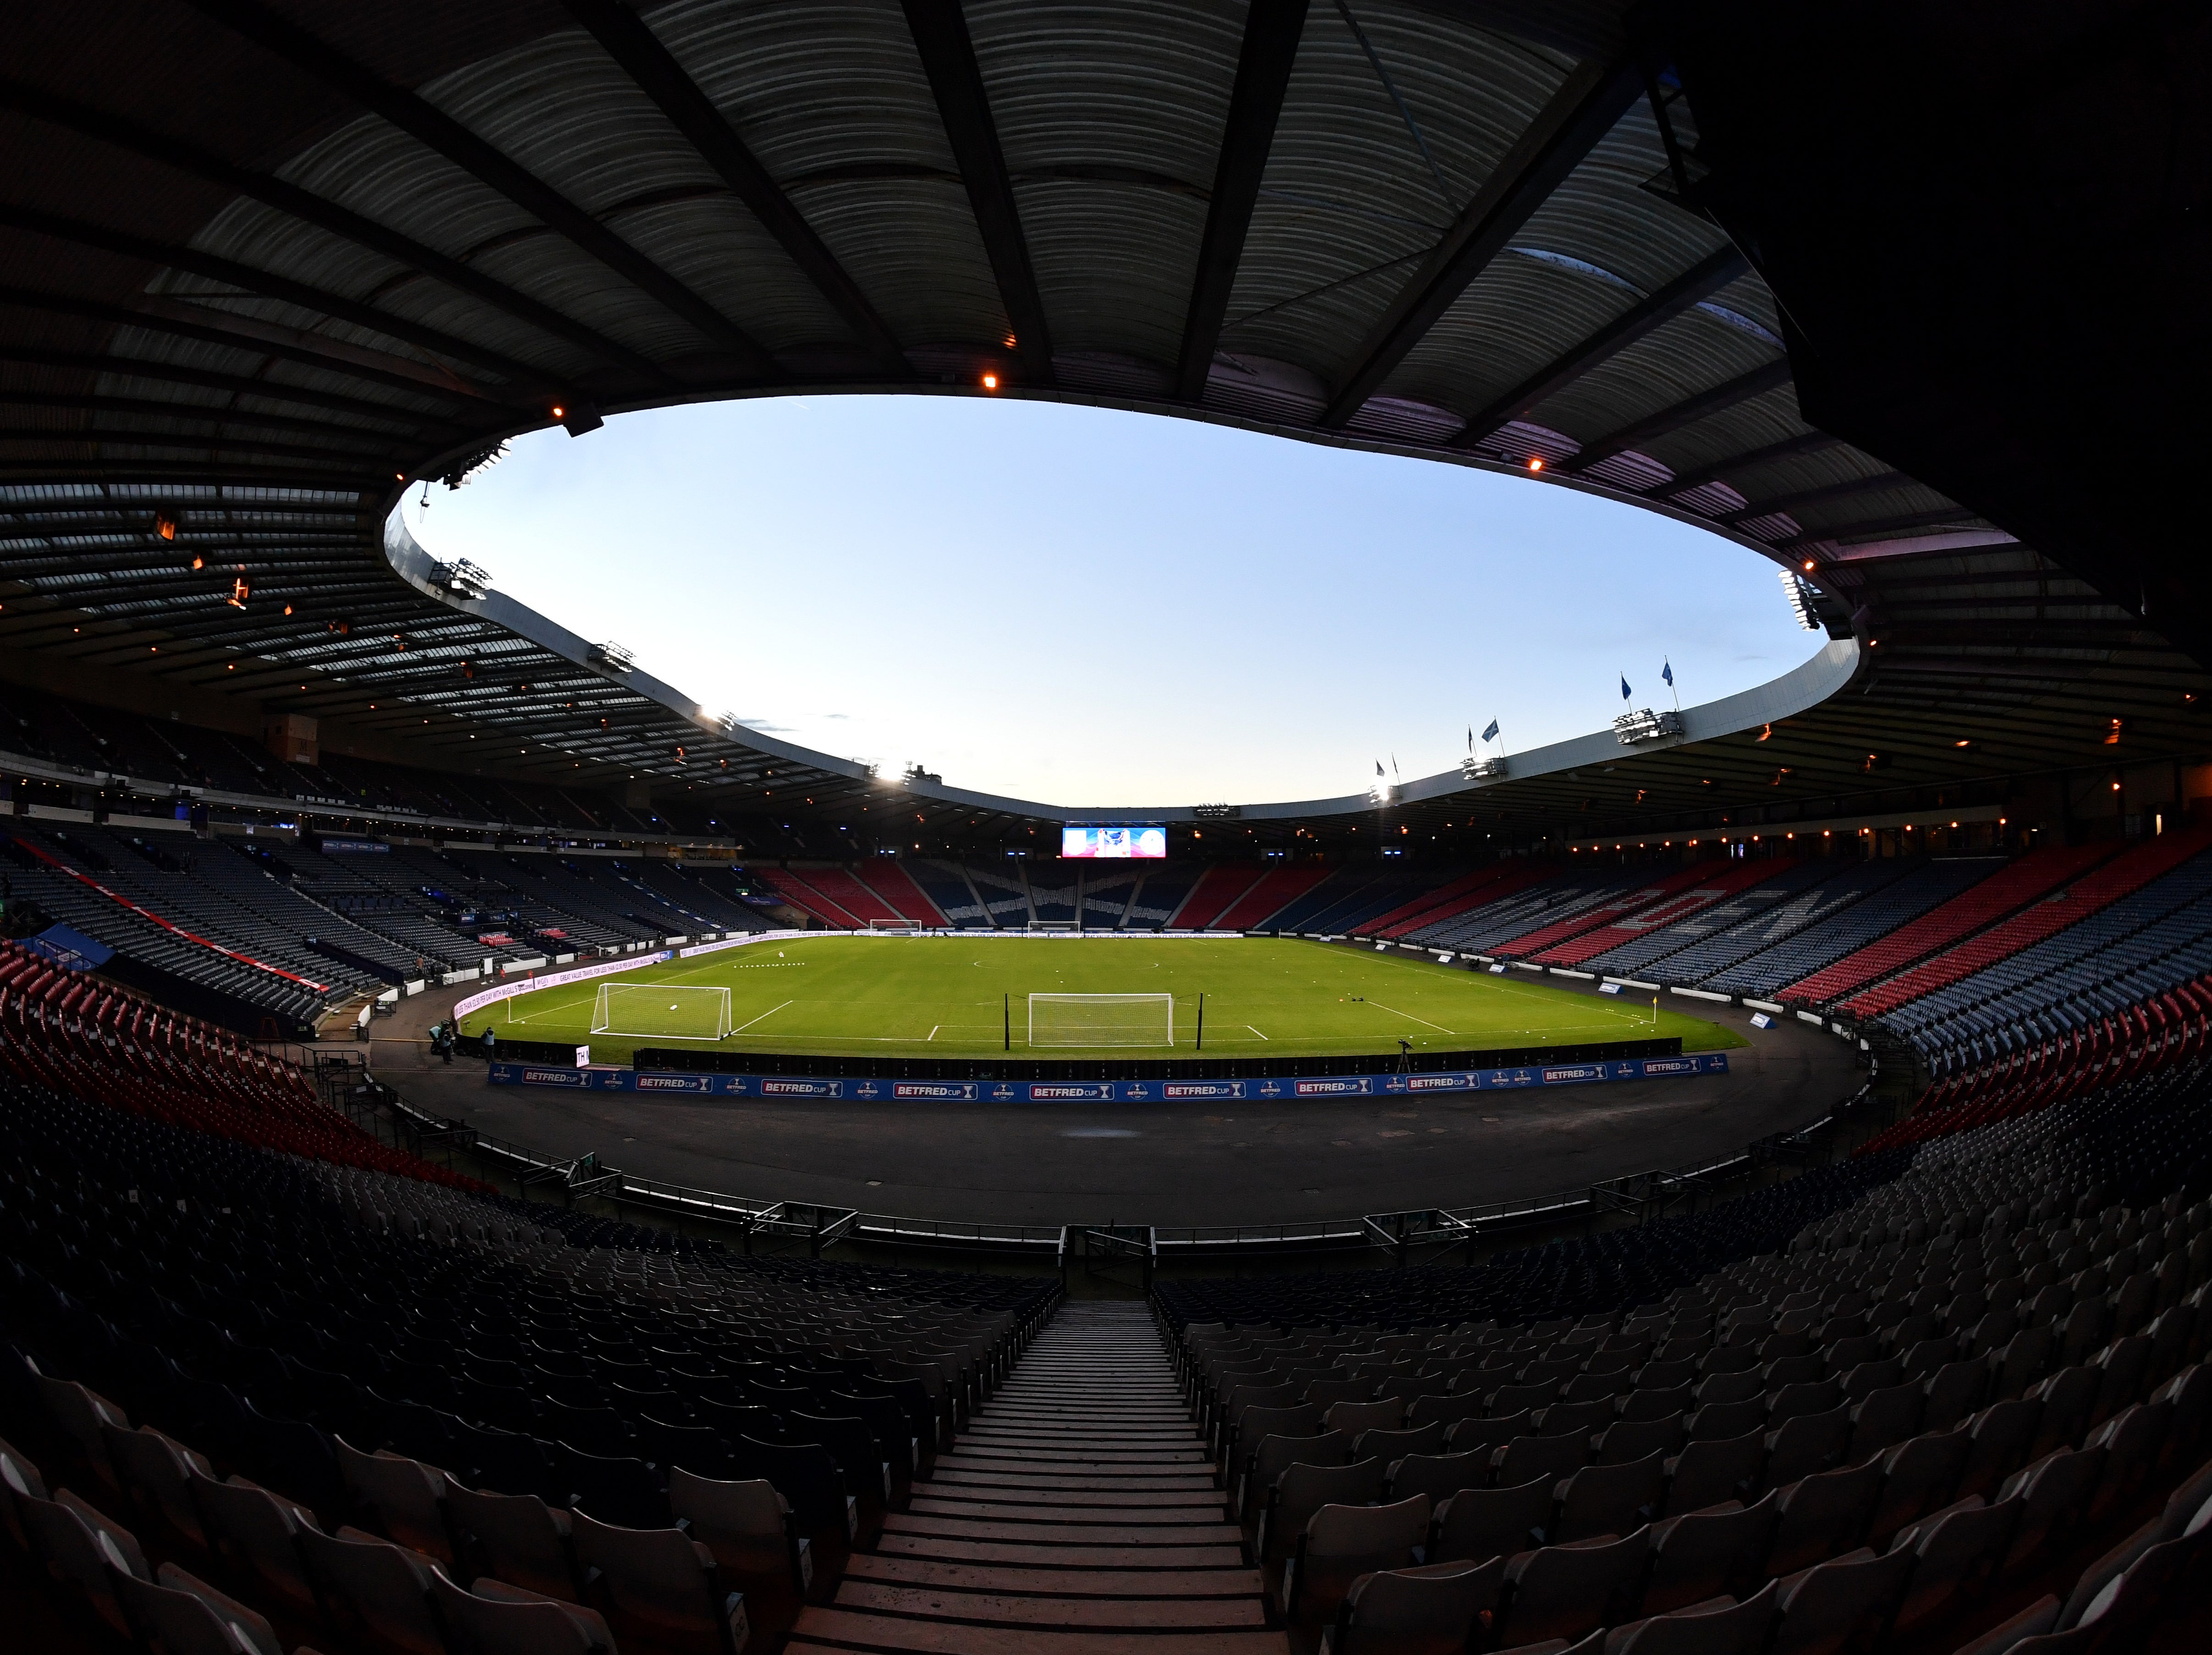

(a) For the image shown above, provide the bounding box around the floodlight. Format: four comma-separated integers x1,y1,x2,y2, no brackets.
1527,456,1543,471
982,373,999,389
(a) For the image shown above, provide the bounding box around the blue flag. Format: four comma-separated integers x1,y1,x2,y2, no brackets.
1662,659,1674,686
1481,718,1499,742
1375,760,1385,776
1620,675,1631,701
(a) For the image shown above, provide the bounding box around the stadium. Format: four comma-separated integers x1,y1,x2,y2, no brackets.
1,3,2208,1652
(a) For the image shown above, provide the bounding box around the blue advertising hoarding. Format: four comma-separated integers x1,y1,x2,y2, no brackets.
489,1052,1727,1102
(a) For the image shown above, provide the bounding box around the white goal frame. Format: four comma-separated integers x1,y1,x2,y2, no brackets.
866,918,923,934
1028,991,1174,1048
590,982,733,1040
1026,919,1081,933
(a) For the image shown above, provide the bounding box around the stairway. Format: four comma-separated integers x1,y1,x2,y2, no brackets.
788,1301,1285,1653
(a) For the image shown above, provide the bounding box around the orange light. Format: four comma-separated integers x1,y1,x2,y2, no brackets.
155,512,177,541
1802,559,1815,571
1956,739,1970,747
981,374,999,390
1527,456,1544,472
283,604,293,616
191,556,204,570
551,405,565,419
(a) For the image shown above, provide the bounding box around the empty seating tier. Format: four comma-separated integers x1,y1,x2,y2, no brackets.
1780,844,2114,1008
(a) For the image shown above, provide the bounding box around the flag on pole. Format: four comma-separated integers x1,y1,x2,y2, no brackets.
1482,718,1500,742
1375,760,1385,777
1662,660,1674,687
1467,725,1473,751
1620,675,1632,701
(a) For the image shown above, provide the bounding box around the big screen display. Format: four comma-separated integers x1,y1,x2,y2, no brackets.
1061,825,1167,859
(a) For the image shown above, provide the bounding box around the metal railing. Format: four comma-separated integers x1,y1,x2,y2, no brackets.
337,1052,1873,1271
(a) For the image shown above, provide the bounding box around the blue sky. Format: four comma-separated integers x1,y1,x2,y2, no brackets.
406,395,1820,808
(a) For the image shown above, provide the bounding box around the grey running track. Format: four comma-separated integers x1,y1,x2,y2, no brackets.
788,1300,1285,1653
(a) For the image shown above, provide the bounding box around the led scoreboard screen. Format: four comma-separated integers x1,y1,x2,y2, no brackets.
1061,825,1167,859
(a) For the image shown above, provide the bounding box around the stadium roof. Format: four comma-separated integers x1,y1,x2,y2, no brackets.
2,0,2204,848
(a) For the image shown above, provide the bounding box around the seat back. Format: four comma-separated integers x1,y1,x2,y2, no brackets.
1554,1450,1665,1543
1617,1576,1777,1655
427,1571,596,1655
1432,1474,1555,1566
1643,1493,1775,1616
186,1467,318,1611
446,1479,578,1601
1390,1449,1492,1507
570,1507,717,1633
1499,1526,1651,1646
1770,1543,1913,1655
1340,1556,1504,1654
299,1526,442,1655
1766,1460,1882,1578
1308,1493,1432,1557
1266,1458,1385,1561
336,1440,451,1561
104,1424,207,1547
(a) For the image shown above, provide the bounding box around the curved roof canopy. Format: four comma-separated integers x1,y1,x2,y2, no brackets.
1,0,2202,848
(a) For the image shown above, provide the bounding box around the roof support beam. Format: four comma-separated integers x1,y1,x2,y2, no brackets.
0,285,493,410
1655,431,1841,498
1561,358,1793,474
0,77,669,387
0,205,549,394
1718,469,1913,526
1175,0,1310,401
899,0,1055,386
559,0,907,376
0,348,471,434
1317,57,1639,429
1775,507,1990,549
182,0,777,376
1450,245,1747,446
0,390,410,451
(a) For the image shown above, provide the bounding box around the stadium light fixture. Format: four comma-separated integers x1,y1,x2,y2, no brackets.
1527,456,1543,471
982,373,999,390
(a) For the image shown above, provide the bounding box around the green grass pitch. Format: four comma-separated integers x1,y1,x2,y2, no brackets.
459,937,1747,1065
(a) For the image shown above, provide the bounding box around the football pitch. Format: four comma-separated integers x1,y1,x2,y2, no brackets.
458,937,1747,1064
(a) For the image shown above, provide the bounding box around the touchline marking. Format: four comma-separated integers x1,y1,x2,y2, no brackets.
730,999,792,1034
1368,1001,1456,1035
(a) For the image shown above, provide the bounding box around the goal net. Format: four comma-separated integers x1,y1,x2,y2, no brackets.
1028,992,1174,1048
591,982,732,1039
866,918,922,933
1026,919,1080,932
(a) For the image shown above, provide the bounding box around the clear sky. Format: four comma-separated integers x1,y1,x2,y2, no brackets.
405,395,1821,808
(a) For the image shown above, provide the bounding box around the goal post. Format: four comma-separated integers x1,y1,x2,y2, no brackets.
591,982,733,1039
865,918,923,934
1026,919,1080,933
1028,992,1174,1048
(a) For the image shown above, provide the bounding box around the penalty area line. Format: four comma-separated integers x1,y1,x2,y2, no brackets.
1367,1001,1456,1035
730,999,792,1034
1248,1025,1268,1040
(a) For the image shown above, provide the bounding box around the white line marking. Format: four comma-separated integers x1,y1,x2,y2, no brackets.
730,999,792,1034
928,1025,939,1041
1368,1001,1456,1035
1248,1025,1268,1040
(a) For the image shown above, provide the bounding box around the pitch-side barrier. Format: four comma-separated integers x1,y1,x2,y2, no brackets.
488,1050,1729,1102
